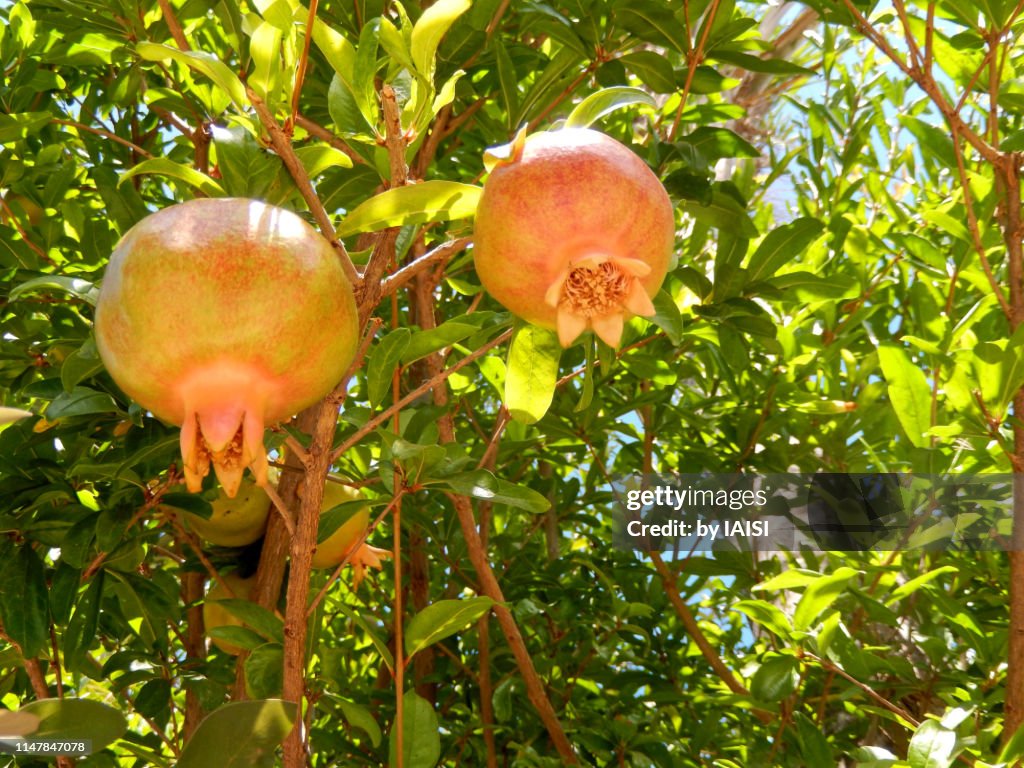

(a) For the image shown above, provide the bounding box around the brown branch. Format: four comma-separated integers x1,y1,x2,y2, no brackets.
924,1,936,73
670,0,723,141
804,652,919,727
53,119,155,159
261,480,298,538
650,552,771,718
380,237,471,297
441,485,578,761
1003,146,1024,741
48,624,63,698
246,85,360,285
291,0,320,126
282,400,339,767
950,124,1012,319
294,114,365,165
157,0,190,50
836,0,998,164
735,381,777,469
891,0,923,71
0,196,52,264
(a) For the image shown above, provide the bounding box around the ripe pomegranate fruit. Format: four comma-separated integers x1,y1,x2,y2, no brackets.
473,128,675,348
95,198,359,497
308,479,388,584
180,476,272,547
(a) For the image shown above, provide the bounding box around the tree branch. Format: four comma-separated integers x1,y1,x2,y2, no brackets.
246,85,360,285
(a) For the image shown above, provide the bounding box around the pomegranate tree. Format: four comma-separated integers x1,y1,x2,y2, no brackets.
472,128,675,348
95,198,359,497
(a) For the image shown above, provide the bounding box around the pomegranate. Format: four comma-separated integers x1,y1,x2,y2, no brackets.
95,198,359,497
473,128,675,348
308,479,388,584
180,476,272,547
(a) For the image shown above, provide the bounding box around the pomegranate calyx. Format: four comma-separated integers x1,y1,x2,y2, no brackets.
350,544,391,587
545,254,657,348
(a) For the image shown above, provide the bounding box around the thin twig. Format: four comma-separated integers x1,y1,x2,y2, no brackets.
295,114,365,164
670,0,723,141
950,124,1012,319
53,119,155,159
380,237,471,296
261,479,297,538
835,0,998,164
157,0,190,50
328,329,513,464
0,196,51,264
291,0,320,126
306,493,400,617
246,86,360,285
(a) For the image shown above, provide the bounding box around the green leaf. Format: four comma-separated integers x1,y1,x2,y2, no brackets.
212,599,284,645
0,111,52,143
712,50,815,75
763,271,858,301
311,17,357,86
61,337,104,391
367,328,412,407
9,275,100,305
135,42,247,111
794,712,833,765
975,323,1024,417
118,157,225,197
63,574,103,672
439,470,550,513
793,567,859,631
613,4,687,53
564,86,656,128
336,181,481,237
135,679,172,719
731,599,793,639
681,126,760,163
335,604,395,673
177,700,298,768
649,290,683,345
244,644,284,699
886,566,958,605
619,51,677,93
907,719,956,768
336,698,383,747
745,217,825,284
388,691,441,768
680,190,758,237
294,145,353,177
0,547,49,657
248,21,283,103
20,699,126,751
504,324,561,424
410,0,471,78
877,344,932,448
401,320,487,364
1000,719,1024,763
405,597,495,657
211,125,296,204
922,208,971,243
493,38,518,123
45,387,121,420
750,655,799,702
